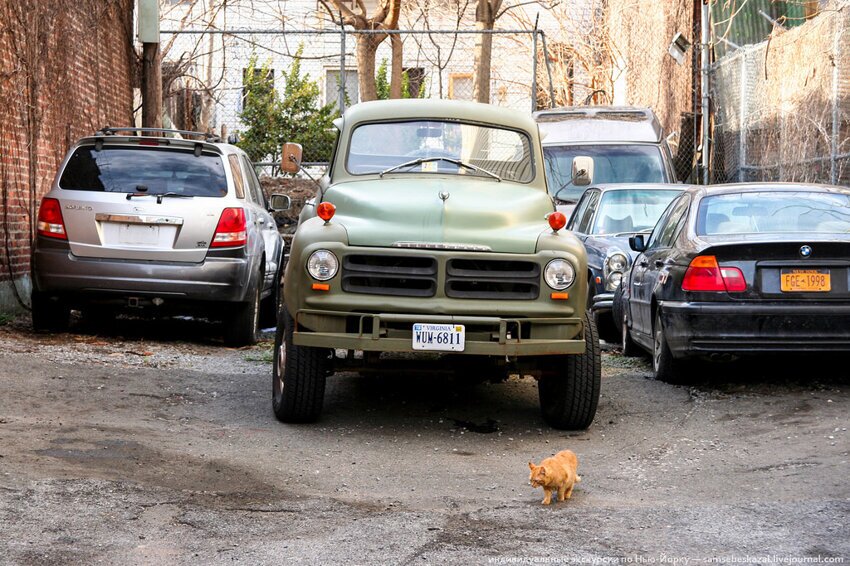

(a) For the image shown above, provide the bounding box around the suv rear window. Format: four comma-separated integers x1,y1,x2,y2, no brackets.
59,146,228,197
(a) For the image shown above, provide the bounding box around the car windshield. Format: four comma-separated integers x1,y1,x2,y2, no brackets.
544,145,668,202
697,191,850,235
591,189,682,235
346,120,534,183
59,146,229,197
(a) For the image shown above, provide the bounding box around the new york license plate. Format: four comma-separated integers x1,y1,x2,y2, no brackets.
780,269,831,292
412,323,466,352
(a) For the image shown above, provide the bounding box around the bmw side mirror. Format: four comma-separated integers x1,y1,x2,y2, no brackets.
629,234,647,252
269,193,291,211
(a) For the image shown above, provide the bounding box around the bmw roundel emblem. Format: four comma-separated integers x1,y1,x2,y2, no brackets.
800,245,813,258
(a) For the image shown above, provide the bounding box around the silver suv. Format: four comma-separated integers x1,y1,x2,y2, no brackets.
31,127,289,345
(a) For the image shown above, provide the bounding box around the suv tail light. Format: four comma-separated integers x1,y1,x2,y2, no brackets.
682,255,746,292
37,198,67,240
211,207,247,247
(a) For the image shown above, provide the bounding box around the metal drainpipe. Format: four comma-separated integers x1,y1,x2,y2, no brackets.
701,0,711,185
532,14,539,112
339,14,346,114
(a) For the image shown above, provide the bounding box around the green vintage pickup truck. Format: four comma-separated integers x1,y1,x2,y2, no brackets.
273,99,600,429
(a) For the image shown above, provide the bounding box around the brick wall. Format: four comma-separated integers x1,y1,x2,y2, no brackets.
0,0,135,311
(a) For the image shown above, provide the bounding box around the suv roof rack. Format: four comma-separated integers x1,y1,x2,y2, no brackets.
96,126,222,143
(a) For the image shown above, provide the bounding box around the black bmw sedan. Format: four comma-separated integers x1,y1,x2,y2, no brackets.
617,183,850,382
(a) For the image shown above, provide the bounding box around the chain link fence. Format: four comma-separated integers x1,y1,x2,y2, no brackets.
708,6,850,185
160,28,548,174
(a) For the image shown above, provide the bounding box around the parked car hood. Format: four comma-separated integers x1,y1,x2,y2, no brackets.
324,177,554,254
583,233,642,262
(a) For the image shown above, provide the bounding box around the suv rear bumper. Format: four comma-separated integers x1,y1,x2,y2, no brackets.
33,240,255,305
292,309,586,356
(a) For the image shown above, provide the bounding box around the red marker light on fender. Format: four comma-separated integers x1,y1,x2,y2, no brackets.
548,211,567,232
317,202,336,222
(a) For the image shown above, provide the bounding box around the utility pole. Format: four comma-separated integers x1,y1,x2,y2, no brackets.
139,0,162,130
700,0,711,184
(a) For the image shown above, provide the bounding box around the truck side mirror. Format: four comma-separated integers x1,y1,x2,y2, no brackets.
572,156,594,186
629,234,647,252
281,143,303,175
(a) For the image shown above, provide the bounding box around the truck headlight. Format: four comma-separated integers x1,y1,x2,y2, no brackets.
544,259,575,290
307,249,339,281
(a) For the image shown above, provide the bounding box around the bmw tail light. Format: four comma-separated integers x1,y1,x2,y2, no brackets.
211,207,247,247
682,255,746,292
37,198,67,240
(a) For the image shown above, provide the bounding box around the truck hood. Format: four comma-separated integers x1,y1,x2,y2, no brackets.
324,177,554,254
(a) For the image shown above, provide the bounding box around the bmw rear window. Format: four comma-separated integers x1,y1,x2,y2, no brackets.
59,146,228,197
697,191,850,235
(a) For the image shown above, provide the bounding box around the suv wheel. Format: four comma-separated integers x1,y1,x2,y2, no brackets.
31,291,69,333
224,277,260,346
259,263,281,330
272,306,330,423
537,313,602,430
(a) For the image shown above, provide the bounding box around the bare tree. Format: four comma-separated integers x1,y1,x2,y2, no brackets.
403,0,471,99
472,0,558,103
320,0,404,101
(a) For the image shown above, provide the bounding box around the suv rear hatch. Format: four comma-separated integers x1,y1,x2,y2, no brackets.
56,141,231,263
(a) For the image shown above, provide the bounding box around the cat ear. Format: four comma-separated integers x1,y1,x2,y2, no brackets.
528,462,535,470
539,466,547,476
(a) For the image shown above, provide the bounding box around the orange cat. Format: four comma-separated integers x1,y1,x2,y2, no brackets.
528,449,581,505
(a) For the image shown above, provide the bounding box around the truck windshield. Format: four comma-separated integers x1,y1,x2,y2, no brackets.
544,145,668,202
346,120,534,183
59,146,229,197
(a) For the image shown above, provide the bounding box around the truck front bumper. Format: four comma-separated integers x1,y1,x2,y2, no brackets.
293,309,586,356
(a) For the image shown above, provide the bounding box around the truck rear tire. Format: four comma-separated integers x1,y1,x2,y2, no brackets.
537,314,602,430
272,306,330,423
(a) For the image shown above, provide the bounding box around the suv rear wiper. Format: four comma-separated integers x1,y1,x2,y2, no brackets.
125,191,192,204
379,157,501,181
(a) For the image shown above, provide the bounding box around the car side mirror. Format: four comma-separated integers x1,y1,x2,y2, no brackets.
629,234,647,252
572,156,594,186
280,142,303,174
269,193,291,211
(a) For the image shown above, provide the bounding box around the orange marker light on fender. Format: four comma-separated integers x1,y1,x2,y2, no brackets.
311,283,330,291
548,211,567,232
317,202,336,222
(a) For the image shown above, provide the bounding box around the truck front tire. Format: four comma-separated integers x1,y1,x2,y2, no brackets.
272,306,330,423
537,314,602,430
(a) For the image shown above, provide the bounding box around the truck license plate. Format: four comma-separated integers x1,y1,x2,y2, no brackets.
412,323,465,352
780,269,830,292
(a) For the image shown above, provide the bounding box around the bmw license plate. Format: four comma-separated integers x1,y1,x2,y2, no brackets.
780,269,831,292
412,323,465,352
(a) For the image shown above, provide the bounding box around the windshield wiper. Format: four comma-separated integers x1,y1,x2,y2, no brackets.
379,157,501,181
125,191,192,204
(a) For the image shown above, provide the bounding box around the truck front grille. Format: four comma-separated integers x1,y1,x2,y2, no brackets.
342,255,438,297
445,259,540,300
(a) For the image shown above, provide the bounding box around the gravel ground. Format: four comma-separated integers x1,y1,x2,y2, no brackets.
0,315,848,565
